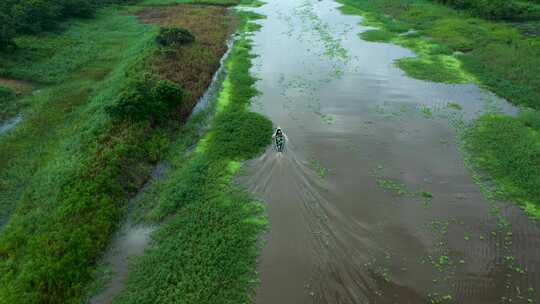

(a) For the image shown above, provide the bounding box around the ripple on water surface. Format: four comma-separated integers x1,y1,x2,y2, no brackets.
243,0,539,303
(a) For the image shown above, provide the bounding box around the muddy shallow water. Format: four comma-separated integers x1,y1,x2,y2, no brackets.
0,115,22,136
240,0,540,303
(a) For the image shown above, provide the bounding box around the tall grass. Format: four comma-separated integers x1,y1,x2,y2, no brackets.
114,11,273,304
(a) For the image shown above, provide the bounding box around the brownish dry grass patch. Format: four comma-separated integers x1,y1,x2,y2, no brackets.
137,5,237,116
0,77,34,94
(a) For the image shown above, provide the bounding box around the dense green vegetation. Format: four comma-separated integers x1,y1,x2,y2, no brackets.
433,0,540,21
114,11,272,304
105,73,185,123
0,8,160,303
0,86,17,122
0,7,156,221
0,0,269,302
0,0,135,50
464,111,540,219
339,0,540,110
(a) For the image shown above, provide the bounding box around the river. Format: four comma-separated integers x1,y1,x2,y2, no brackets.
240,0,540,303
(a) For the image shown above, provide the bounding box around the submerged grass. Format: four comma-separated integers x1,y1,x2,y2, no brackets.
309,158,329,178
114,10,273,304
420,106,434,118
338,0,540,109
447,102,462,110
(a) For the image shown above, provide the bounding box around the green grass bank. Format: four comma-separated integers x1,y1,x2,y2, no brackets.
0,0,250,302
464,111,540,219
113,10,273,304
0,7,162,303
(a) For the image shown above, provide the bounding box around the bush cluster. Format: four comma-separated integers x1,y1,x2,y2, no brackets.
156,27,195,47
0,0,131,51
106,73,184,123
435,0,540,20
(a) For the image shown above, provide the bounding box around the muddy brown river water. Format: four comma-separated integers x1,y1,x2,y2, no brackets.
240,0,540,303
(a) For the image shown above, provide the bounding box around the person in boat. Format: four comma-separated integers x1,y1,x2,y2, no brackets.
273,127,286,152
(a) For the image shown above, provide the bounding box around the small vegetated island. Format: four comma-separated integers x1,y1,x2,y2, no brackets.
0,0,270,303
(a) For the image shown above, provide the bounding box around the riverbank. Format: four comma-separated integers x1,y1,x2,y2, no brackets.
112,9,273,304
338,0,540,220
0,2,241,303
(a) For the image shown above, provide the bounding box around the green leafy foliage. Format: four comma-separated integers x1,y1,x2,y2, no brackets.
156,27,195,47
106,74,184,123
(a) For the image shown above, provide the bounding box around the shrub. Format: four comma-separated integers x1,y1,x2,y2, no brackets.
434,0,521,20
11,0,61,33
475,0,519,20
106,74,184,123
0,12,16,51
152,78,184,109
0,0,133,51
156,27,195,47
59,0,96,18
